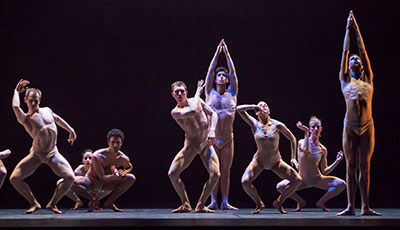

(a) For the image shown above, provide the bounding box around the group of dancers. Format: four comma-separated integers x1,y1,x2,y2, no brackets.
0,10,379,216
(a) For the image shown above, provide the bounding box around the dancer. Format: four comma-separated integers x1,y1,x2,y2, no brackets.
72,129,135,212
0,149,11,190
11,79,77,214
168,80,220,213
238,102,301,214
276,117,346,212
205,39,239,210
336,10,380,216
57,149,111,210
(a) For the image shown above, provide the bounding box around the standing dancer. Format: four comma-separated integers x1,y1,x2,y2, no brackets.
168,80,220,213
238,102,301,214
11,79,77,214
205,39,239,210
276,117,346,211
337,10,380,216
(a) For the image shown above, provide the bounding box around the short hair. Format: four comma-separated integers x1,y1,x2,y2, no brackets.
107,128,125,142
309,116,322,126
215,67,228,75
81,149,93,157
171,81,187,92
25,88,42,99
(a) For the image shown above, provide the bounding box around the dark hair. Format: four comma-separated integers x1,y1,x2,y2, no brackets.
81,149,93,157
107,128,125,142
171,81,187,92
25,88,42,99
215,67,228,76
309,116,322,126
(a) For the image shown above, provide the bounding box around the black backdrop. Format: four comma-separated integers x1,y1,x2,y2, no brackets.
0,0,398,209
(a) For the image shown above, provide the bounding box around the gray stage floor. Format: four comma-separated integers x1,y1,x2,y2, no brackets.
0,208,398,228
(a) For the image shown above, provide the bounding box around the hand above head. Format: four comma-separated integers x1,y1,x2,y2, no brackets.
217,39,224,53
296,121,308,132
197,79,205,91
15,79,30,93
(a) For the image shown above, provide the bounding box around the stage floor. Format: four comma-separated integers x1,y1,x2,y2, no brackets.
0,208,398,229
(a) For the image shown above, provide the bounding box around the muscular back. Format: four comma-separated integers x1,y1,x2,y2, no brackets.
22,107,58,152
341,77,373,123
206,88,236,136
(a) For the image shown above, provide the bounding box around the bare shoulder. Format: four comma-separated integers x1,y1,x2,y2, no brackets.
271,119,284,128
118,151,131,162
320,144,328,154
92,148,108,160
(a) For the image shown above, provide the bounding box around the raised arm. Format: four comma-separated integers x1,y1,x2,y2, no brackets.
339,11,352,83
351,12,373,84
277,122,298,170
319,148,344,175
53,112,77,145
171,80,205,119
12,79,29,124
237,104,258,128
296,121,310,152
205,40,223,94
221,40,238,95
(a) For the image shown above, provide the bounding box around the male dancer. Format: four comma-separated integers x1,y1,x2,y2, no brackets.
205,39,239,210
168,80,220,213
72,129,135,212
336,11,380,216
11,79,77,214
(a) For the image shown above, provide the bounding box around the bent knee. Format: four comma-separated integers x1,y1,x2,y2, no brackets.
0,168,6,176
62,174,75,185
210,171,221,180
125,174,136,183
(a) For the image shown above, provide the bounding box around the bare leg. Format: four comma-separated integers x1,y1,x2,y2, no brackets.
195,146,220,213
208,146,221,210
315,176,346,212
102,173,136,212
0,160,7,190
359,127,380,216
57,178,83,210
271,160,302,214
46,151,75,214
241,159,265,214
168,146,197,213
218,141,238,210
9,152,42,214
276,179,307,211
337,132,358,216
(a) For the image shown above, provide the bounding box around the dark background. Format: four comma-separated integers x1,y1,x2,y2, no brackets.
0,0,398,210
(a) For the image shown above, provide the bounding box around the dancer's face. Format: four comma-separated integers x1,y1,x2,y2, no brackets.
256,101,270,118
349,55,363,71
309,120,322,137
171,85,188,103
215,71,228,85
108,136,123,153
82,151,93,166
24,91,41,112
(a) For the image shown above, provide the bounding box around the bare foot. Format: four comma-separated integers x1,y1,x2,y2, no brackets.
220,202,239,210
361,208,381,216
172,203,192,213
294,200,306,212
207,202,218,210
195,206,215,213
46,204,62,214
316,201,329,212
272,200,287,214
26,203,41,214
72,200,83,210
0,149,11,160
104,203,123,212
336,207,355,216
252,202,265,214
88,198,100,212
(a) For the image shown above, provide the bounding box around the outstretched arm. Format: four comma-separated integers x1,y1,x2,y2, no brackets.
237,104,258,128
277,122,298,170
222,40,238,95
351,11,373,84
12,79,29,124
205,40,223,94
339,11,352,83
320,148,344,175
53,112,77,145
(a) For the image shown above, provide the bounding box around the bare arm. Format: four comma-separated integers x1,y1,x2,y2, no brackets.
339,12,352,83
201,99,217,139
296,121,310,152
53,112,77,145
92,156,123,183
12,79,29,124
205,40,223,94
352,12,373,84
237,104,258,128
320,147,344,175
222,40,238,95
171,80,205,119
277,122,297,169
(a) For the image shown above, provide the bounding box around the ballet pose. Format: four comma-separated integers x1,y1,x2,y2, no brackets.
276,117,346,211
238,102,301,214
